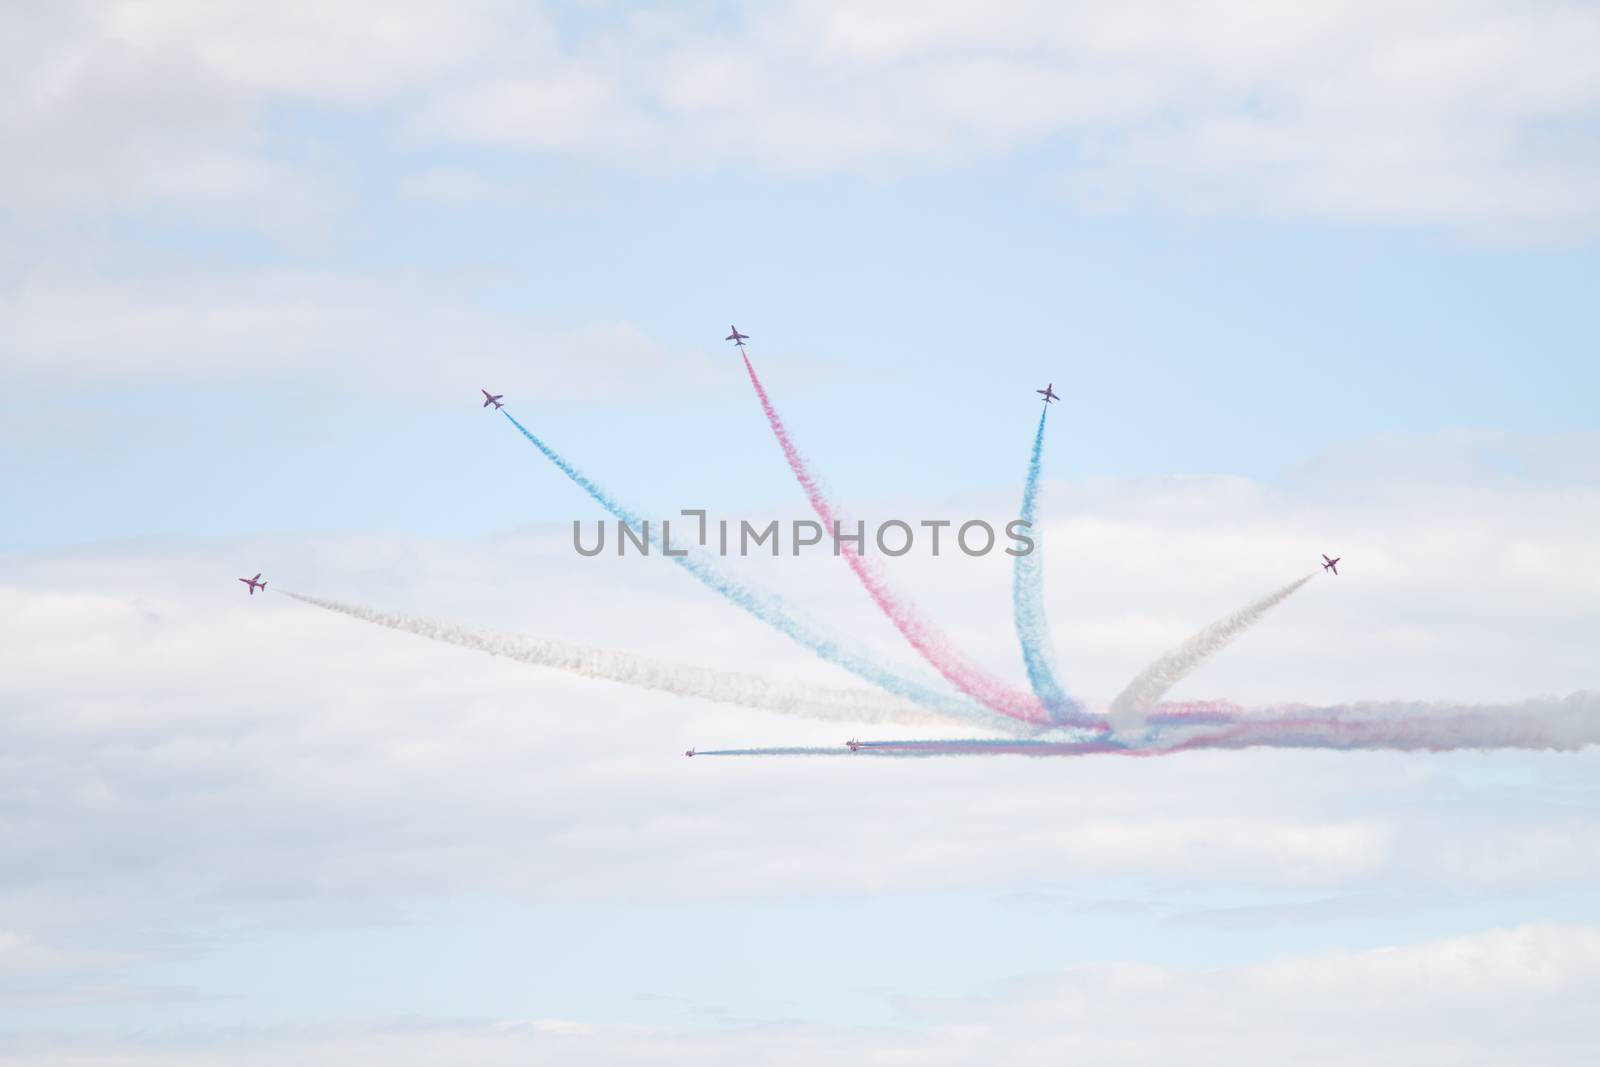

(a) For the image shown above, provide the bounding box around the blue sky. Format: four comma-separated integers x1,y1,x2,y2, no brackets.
2,3,1599,1063
7,177,1597,552
4,2,1599,552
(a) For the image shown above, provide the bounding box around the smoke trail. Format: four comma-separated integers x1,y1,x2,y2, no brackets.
696,691,1600,757
496,409,1025,734
857,737,1127,755
698,738,1125,757
740,353,1100,730
696,747,846,757
1108,574,1316,727
1165,692,1600,755
1011,405,1078,724
282,590,964,727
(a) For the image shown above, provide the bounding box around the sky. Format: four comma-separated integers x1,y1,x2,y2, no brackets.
2,2,1599,1063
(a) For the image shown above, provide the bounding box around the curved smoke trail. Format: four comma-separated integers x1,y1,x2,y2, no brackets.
1108,574,1316,728
1011,405,1078,724
497,409,1024,734
695,691,1600,757
740,353,1100,730
282,591,963,727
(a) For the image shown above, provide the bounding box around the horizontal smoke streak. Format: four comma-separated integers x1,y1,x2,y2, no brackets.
282,590,971,727
696,747,848,757
694,692,1600,758
1164,692,1600,754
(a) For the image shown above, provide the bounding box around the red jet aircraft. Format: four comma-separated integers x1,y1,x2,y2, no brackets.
846,738,863,752
1322,554,1341,575
238,573,266,595
481,389,504,409
1036,383,1059,404
684,747,696,758
725,325,749,346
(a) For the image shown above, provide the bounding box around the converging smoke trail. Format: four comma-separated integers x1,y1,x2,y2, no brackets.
1011,405,1079,724
1108,574,1316,728
740,353,1101,730
282,591,962,727
696,691,1600,758
496,410,1026,734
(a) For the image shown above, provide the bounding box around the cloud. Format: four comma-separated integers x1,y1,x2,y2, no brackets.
4,1,1598,239
0,264,722,396
2,925,1596,1064
378,1,1600,238
0,434,1594,1042
1,441,1595,924
101,0,496,103
0,3,335,234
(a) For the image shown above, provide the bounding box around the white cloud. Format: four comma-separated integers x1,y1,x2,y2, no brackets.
406,0,1600,237
2,925,1596,1064
0,3,334,233
101,0,497,103
1,446,1595,959
0,264,722,397
0,448,1594,1055
3,1,1598,238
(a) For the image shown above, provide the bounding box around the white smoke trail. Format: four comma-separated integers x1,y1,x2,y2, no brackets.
282,591,1020,730
1109,573,1316,727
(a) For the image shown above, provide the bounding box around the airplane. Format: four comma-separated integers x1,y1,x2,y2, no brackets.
1036,383,1059,404
725,325,749,346
846,738,863,752
684,747,696,757
238,573,266,595
1322,554,1341,575
481,389,504,409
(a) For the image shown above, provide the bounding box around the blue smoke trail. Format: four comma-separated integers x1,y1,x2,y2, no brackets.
1012,406,1081,724
498,410,1020,730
